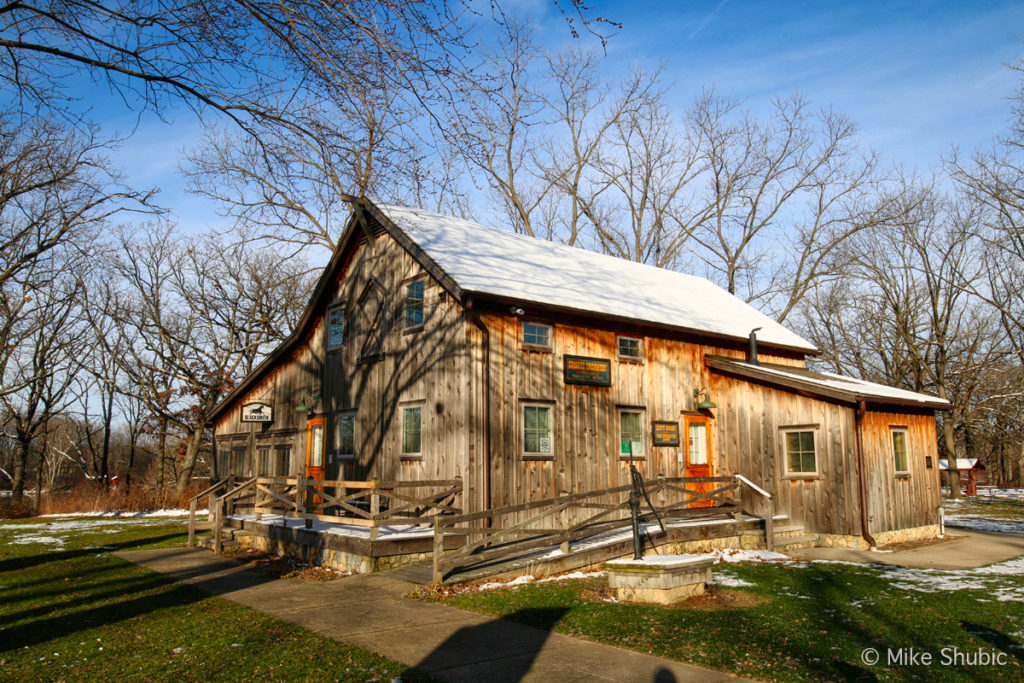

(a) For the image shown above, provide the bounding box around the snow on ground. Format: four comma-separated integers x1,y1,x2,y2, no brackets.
708,548,791,564
0,515,193,551
227,513,434,540
39,509,199,518
708,573,755,588
944,515,1024,534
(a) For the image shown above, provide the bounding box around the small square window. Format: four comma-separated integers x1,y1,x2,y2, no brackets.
619,411,644,458
337,413,355,459
405,280,425,329
402,407,422,454
783,429,817,474
618,336,643,360
523,405,553,456
892,428,909,473
522,322,552,348
327,305,345,349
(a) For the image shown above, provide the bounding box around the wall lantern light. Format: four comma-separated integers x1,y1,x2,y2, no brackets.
693,388,717,410
295,391,321,413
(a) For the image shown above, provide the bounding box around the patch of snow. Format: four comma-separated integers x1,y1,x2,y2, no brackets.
39,509,198,518
606,553,715,567
708,573,754,588
709,548,791,564
944,516,1024,535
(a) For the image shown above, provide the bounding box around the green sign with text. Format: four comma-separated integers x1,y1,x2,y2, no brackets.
563,355,611,387
652,421,680,447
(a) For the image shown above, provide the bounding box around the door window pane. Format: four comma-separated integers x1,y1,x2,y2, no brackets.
310,425,324,467
688,422,708,465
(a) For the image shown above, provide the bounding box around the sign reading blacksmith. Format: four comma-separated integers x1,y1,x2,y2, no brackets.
241,402,273,423
564,355,612,387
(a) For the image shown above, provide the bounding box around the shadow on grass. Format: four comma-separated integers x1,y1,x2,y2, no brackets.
409,607,568,681
961,621,1024,663
0,532,187,574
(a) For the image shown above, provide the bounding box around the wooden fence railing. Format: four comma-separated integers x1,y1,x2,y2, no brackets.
195,476,463,551
432,475,739,584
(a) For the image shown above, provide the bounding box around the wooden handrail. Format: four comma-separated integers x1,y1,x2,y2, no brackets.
188,477,233,548
735,474,774,552
431,476,739,584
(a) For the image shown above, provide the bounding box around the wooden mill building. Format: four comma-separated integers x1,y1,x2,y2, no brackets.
210,199,950,548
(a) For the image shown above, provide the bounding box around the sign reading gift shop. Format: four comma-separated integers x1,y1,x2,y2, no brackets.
652,421,680,447
241,402,274,423
563,355,612,387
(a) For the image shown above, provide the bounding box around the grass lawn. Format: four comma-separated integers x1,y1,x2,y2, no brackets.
0,516,428,682
437,551,1024,681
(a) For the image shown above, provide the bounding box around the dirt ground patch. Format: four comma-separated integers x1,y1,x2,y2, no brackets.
582,583,767,609
878,534,962,552
227,548,352,581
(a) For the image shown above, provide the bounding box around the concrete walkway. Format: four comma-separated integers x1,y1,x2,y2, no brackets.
791,528,1024,569
117,547,748,683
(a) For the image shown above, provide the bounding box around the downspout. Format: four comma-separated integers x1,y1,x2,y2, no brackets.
854,398,877,548
465,298,492,512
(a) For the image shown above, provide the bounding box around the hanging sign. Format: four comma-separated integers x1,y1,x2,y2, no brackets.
652,421,680,447
563,355,612,387
241,402,274,423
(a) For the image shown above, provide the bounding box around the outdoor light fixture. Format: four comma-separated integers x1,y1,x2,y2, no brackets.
694,388,717,410
510,307,525,316
295,391,321,413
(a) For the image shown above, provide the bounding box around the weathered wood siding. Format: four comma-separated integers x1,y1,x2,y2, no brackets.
214,227,482,510
482,310,807,513
861,410,942,533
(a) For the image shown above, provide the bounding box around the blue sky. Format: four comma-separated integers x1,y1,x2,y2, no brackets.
105,0,1024,233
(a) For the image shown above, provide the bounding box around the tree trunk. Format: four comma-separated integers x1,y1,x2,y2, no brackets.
943,416,960,499
10,439,28,502
175,428,204,497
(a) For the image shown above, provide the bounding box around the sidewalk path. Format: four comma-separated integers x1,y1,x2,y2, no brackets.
117,547,748,683
791,528,1024,570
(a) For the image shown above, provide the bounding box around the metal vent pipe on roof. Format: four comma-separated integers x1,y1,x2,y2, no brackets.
747,327,762,365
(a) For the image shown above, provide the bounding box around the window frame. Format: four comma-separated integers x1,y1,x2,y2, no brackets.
618,408,646,460
522,402,554,460
891,426,910,476
326,303,345,350
400,404,424,459
274,444,292,476
404,278,426,331
336,411,356,461
256,446,271,476
617,336,644,362
521,321,553,350
781,425,819,478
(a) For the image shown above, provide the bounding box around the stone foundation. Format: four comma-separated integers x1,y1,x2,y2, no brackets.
817,524,941,550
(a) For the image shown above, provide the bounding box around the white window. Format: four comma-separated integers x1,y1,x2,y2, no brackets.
619,410,644,458
337,413,355,459
782,428,817,475
522,322,552,349
892,428,909,474
402,407,422,455
523,404,553,456
617,336,643,360
327,305,345,349
687,421,708,465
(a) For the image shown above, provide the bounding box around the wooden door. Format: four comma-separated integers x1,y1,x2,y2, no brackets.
305,417,326,481
684,415,713,508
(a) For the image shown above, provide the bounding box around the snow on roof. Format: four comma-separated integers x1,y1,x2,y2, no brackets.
707,357,950,407
377,204,817,352
938,458,980,471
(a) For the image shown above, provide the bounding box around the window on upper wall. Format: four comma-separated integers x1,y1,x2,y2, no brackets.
892,428,909,474
522,322,552,349
523,404,553,457
275,445,292,476
327,305,345,350
619,410,645,458
231,446,247,476
402,407,422,455
617,336,643,361
782,428,817,475
337,413,355,459
405,280,425,329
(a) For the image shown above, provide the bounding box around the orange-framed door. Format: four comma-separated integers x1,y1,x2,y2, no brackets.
684,415,714,508
305,417,326,496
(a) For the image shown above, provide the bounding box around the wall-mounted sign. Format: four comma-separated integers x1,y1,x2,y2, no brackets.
563,355,612,387
241,402,273,423
652,421,680,447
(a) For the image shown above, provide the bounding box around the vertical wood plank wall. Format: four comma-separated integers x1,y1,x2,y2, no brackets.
214,229,480,511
